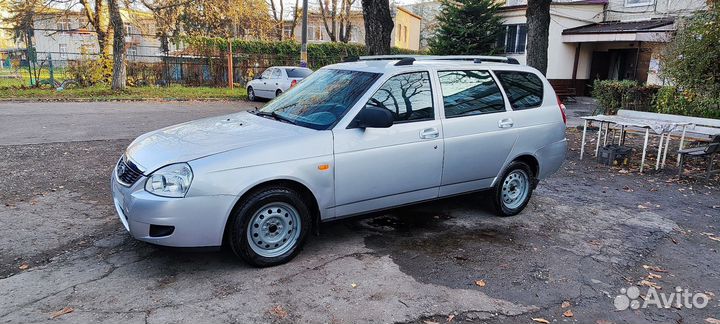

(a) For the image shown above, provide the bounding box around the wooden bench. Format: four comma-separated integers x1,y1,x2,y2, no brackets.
678,136,720,179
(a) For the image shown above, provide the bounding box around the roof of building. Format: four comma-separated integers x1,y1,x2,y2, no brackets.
499,0,607,11
562,17,675,35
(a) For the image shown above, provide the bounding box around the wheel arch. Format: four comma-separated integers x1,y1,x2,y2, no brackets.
492,153,540,188
222,178,321,245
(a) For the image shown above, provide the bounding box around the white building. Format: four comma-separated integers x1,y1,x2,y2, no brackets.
496,0,708,95
27,9,162,65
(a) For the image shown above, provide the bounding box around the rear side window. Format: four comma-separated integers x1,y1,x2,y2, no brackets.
438,70,505,117
494,71,544,110
364,71,434,123
286,68,312,78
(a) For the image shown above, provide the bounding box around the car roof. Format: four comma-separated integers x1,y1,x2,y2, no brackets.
323,58,540,75
269,66,311,69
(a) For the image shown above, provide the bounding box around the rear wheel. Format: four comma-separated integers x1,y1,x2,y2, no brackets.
247,87,256,101
492,161,534,217
228,186,311,267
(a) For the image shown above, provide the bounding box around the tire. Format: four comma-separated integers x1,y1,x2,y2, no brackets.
275,89,282,98
247,87,256,101
228,186,311,267
492,161,534,217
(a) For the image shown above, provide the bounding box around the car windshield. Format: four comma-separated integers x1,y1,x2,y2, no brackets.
258,69,381,130
285,68,312,78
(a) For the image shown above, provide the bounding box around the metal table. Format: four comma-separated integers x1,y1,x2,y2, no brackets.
579,115,691,173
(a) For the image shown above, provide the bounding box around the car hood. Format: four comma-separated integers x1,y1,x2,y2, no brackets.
126,111,312,173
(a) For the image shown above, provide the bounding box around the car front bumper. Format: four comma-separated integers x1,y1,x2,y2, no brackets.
110,173,236,247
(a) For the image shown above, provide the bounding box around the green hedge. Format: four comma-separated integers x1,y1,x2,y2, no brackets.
181,37,424,69
591,79,659,115
591,80,720,118
655,86,720,119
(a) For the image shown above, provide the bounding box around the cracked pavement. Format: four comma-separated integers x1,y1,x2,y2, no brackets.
1,101,719,323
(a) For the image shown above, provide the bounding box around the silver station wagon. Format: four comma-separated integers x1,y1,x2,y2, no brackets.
111,55,567,266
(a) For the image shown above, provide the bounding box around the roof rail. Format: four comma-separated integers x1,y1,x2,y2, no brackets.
358,55,520,65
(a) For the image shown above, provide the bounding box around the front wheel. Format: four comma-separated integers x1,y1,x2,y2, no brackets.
228,186,311,267
247,87,256,101
275,89,282,98
492,161,534,217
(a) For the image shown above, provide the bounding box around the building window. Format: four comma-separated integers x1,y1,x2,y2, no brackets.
403,25,408,43
350,26,361,43
308,25,324,41
58,44,67,59
505,0,525,5
397,23,402,41
128,46,137,59
282,26,293,39
625,0,654,7
57,18,71,31
498,24,527,54
125,24,135,36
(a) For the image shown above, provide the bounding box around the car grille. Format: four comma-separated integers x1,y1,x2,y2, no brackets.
116,157,143,186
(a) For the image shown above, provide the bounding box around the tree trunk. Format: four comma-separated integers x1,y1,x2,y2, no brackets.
109,0,126,90
525,0,551,75
361,0,393,55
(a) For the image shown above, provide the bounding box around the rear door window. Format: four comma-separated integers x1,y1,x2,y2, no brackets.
438,70,505,117
272,68,282,79
286,68,312,78
494,71,544,110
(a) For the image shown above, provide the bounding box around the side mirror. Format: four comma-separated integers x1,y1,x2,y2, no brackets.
352,107,394,129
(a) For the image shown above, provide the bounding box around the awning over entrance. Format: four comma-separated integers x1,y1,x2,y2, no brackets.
561,18,675,43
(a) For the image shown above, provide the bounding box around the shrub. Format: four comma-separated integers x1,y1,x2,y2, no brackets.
591,80,659,114
655,86,720,119
180,37,425,69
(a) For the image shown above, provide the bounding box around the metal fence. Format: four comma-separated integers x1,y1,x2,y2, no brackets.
1,49,349,88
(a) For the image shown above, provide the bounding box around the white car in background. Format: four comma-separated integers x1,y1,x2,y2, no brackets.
246,66,313,101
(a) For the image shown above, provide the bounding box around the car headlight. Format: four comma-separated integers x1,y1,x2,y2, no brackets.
145,163,193,198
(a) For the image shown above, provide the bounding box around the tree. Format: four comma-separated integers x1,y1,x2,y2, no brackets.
318,0,355,42
108,0,125,90
360,0,392,54
525,0,551,75
143,0,273,39
659,4,720,116
428,0,503,55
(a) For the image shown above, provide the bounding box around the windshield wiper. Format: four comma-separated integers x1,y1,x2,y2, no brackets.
253,110,297,125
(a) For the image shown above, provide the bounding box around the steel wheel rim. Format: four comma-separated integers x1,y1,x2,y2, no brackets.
248,88,255,100
501,169,530,210
247,202,301,258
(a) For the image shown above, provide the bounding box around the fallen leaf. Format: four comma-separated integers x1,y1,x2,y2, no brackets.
706,318,720,324
269,305,288,319
561,301,571,308
532,318,550,324
638,205,649,209
709,236,720,242
447,314,455,322
642,265,668,273
474,280,486,287
639,280,661,289
647,273,662,280
423,321,440,324
18,262,29,270
563,309,574,317
350,283,357,288
596,320,614,324
50,307,74,319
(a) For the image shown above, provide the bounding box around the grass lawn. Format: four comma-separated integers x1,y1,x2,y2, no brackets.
0,84,248,101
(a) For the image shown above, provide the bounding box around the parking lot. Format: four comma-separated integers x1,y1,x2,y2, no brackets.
1,101,719,323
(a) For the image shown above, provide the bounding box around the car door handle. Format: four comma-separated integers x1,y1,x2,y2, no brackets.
420,128,440,139
498,118,514,128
